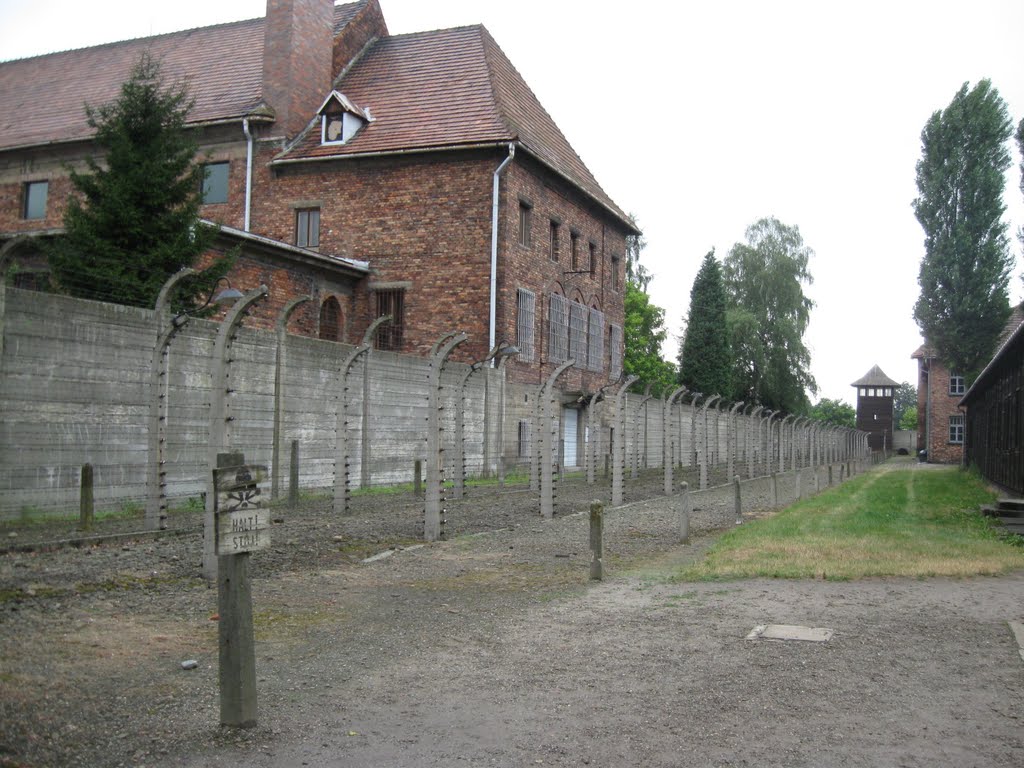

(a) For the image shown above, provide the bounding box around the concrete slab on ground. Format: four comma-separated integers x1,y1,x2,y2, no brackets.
746,624,835,642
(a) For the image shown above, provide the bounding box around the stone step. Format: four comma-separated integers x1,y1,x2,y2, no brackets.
998,519,1024,536
997,497,1024,510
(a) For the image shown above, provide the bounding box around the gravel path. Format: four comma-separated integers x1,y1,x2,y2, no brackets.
3,464,1022,767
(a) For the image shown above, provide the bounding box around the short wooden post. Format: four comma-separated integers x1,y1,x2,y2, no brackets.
734,474,742,525
839,463,846,483
771,472,779,507
828,465,834,487
589,500,603,581
288,440,299,506
79,463,94,531
679,481,690,544
414,459,423,496
218,550,257,728
795,469,802,500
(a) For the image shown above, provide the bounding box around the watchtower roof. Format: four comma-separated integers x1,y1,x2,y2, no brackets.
851,364,899,388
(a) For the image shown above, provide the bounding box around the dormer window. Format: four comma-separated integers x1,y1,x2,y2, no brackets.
318,91,369,146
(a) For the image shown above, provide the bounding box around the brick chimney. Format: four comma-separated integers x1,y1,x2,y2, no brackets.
262,0,335,139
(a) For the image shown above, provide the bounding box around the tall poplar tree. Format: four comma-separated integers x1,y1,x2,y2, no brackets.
723,217,816,413
678,250,730,397
912,79,1014,380
49,52,231,308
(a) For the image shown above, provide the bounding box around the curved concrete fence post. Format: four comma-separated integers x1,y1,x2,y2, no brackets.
663,386,688,495
540,360,575,519
747,406,763,479
424,332,468,542
634,385,653,479
779,415,795,474
272,295,311,501
612,376,638,506
358,315,393,490
727,401,744,481
761,411,777,478
145,267,195,531
585,385,611,485
203,285,269,581
334,343,372,515
482,342,519,485
700,395,721,490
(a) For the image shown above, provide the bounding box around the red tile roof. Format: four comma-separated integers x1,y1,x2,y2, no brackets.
0,3,362,153
278,25,634,230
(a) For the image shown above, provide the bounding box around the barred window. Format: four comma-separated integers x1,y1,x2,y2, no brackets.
516,288,536,363
375,288,405,351
588,307,605,372
609,323,623,379
549,220,560,263
949,414,964,444
548,293,569,363
569,301,587,367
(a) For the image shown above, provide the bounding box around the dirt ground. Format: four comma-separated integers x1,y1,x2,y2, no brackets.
2,463,1023,767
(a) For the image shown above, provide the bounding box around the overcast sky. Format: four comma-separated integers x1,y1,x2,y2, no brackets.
3,0,1023,404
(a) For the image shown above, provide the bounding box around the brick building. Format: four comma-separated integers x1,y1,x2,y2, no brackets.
851,364,898,452
912,345,965,464
0,0,636,391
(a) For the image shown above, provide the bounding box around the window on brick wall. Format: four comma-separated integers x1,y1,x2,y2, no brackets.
549,220,560,262
22,180,48,220
548,293,569,362
375,288,405,351
296,208,320,249
569,300,587,367
588,307,605,372
588,242,597,276
949,374,965,395
518,201,532,247
611,254,621,291
609,323,623,379
516,288,536,362
949,414,964,444
201,162,229,204
319,296,342,341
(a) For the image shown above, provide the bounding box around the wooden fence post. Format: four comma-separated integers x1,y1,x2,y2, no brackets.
79,464,94,531
589,501,604,581
679,481,690,544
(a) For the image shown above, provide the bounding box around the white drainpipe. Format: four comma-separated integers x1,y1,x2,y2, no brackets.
489,143,516,355
243,118,254,231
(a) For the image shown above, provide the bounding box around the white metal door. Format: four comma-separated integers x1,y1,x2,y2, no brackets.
562,407,578,467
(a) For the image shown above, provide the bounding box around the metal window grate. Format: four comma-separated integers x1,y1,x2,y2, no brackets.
516,288,536,363
569,301,587,368
375,289,404,351
548,293,569,363
588,308,605,372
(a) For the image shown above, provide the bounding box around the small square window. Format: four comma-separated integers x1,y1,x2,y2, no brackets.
201,162,229,204
296,208,320,249
22,181,48,220
949,375,965,396
518,201,532,247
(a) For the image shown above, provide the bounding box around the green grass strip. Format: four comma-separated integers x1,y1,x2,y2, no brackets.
675,464,1024,581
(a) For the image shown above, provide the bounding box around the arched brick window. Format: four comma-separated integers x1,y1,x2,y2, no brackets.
319,296,343,341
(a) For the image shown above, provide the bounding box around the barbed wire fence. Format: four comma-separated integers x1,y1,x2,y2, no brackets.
0,282,871,538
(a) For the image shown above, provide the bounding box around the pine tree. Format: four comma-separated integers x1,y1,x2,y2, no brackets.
49,52,231,308
678,250,731,398
913,79,1014,381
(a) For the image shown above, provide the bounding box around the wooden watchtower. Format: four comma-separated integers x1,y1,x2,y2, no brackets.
852,364,899,451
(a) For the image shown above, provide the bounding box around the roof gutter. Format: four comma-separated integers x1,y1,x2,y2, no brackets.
489,143,515,355
242,118,254,231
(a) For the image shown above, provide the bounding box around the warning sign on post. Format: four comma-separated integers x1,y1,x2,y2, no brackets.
214,465,270,555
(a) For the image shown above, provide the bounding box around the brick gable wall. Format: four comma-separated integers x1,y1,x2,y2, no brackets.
916,355,965,464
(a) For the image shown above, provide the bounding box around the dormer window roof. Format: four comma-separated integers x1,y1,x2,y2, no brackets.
318,91,370,146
